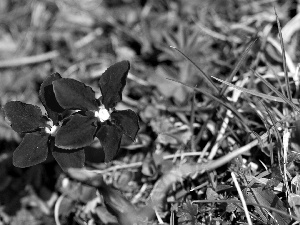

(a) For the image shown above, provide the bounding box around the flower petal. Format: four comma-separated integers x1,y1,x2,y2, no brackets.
55,113,97,149
13,133,49,168
39,72,64,124
99,61,130,109
96,124,122,162
111,110,139,141
3,101,48,133
53,78,98,111
52,147,85,171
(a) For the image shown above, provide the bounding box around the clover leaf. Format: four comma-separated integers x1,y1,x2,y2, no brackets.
99,61,129,109
52,61,139,162
3,73,85,171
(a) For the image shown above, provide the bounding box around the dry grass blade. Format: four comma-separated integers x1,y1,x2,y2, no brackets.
54,195,65,225
231,172,253,225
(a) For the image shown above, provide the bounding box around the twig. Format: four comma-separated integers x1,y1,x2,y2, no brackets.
201,136,262,172
74,28,103,49
131,183,148,204
90,152,205,174
0,28,103,69
0,50,59,68
90,162,143,174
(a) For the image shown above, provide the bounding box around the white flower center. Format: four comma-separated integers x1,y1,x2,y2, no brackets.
45,125,58,136
95,106,110,122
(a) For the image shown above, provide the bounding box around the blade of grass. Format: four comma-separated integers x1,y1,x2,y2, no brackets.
166,78,250,131
254,101,274,164
211,75,300,112
169,46,252,141
251,69,300,112
274,7,293,102
220,37,257,96
274,12,294,204
260,102,283,175
213,76,286,102
169,46,219,93
261,102,282,151
190,91,196,151
265,62,286,96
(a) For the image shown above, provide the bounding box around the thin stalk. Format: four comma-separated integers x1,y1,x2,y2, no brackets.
190,92,196,151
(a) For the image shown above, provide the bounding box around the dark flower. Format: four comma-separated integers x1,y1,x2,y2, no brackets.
52,61,139,161
3,73,85,171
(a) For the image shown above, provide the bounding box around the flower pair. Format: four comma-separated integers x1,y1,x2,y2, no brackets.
3,61,139,171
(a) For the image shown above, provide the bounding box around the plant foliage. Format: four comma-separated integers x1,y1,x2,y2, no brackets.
3,61,139,170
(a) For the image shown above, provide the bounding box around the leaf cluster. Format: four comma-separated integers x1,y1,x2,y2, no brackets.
2,61,139,171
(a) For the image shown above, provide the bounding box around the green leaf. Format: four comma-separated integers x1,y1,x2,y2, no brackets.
99,61,130,109
4,101,47,133
96,124,122,162
39,72,64,124
55,113,97,149
53,78,98,111
52,147,85,171
13,133,49,168
111,109,139,141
